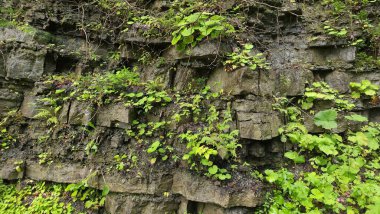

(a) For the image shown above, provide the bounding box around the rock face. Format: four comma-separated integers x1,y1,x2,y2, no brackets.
0,0,379,213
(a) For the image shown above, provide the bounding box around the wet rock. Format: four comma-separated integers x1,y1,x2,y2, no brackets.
96,103,133,128
237,112,282,140
6,48,46,81
172,171,263,208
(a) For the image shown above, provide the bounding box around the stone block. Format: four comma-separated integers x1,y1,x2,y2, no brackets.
232,96,274,113
67,101,94,125
325,71,351,93
172,171,263,208
96,103,133,128
6,48,46,81
0,159,24,180
20,92,40,118
25,161,95,184
276,68,313,96
208,67,259,95
105,193,179,214
309,46,356,64
237,112,282,140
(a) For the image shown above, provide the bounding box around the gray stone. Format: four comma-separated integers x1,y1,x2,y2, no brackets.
98,173,172,194
119,30,171,45
309,46,356,64
172,171,263,208
25,162,96,184
237,112,282,140
325,71,351,93
96,103,133,128
6,49,46,81
276,68,313,96
207,67,259,95
0,159,24,180
105,193,179,214
67,101,94,125
20,92,40,118
0,27,34,43
173,66,197,91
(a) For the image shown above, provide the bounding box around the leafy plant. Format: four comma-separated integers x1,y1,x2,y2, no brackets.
262,81,380,213
300,82,354,110
349,80,379,99
179,105,240,180
314,109,338,130
171,12,235,51
0,128,16,151
65,174,109,210
225,44,269,72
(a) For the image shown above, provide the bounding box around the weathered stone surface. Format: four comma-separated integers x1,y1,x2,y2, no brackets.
208,67,258,95
237,112,282,140
105,193,179,214
325,71,351,93
96,103,133,128
0,27,53,44
232,97,273,113
275,68,313,96
0,27,34,43
172,171,263,208
119,30,171,45
67,101,94,125
25,161,94,184
98,173,173,194
173,66,197,91
0,88,23,113
6,49,46,81
20,92,40,118
0,159,24,180
310,46,356,64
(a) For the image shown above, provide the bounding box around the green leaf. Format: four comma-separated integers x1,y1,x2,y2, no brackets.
314,109,338,129
171,34,182,45
181,28,194,37
345,114,368,122
147,141,160,153
102,186,110,196
208,165,218,175
284,151,305,163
